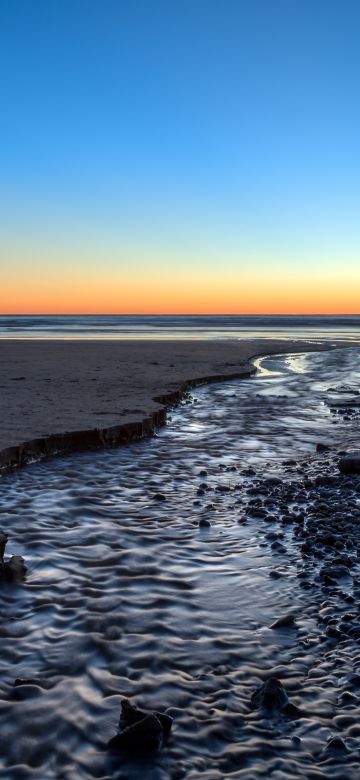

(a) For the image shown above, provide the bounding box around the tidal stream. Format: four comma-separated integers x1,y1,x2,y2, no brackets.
0,348,359,779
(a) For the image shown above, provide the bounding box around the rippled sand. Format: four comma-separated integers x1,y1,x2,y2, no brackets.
0,348,359,778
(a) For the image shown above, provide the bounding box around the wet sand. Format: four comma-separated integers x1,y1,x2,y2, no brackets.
0,338,335,472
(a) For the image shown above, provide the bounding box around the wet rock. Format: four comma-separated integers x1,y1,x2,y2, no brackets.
4,556,27,581
0,532,27,583
251,677,288,711
120,699,173,733
270,614,297,630
326,735,348,751
14,678,46,688
198,518,211,528
339,691,358,705
108,699,173,754
338,453,360,474
0,531,8,563
316,442,331,452
153,493,166,501
108,713,164,753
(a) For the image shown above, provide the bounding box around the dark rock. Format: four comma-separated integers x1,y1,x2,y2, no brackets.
0,533,27,583
119,699,173,734
4,556,27,581
339,691,358,705
316,443,331,452
198,518,211,528
14,678,46,688
108,699,173,754
338,453,360,474
108,714,164,753
0,531,8,564
326,735,348,751
251,677,289,711
270,614,297,630
153,493,166,501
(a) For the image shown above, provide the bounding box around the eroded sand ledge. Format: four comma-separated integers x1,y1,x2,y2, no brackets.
0,338,337,473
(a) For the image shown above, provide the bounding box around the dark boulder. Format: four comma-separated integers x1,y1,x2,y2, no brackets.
338,453,360,474
108,699,173,754
270,614,297,630
251,677,288,710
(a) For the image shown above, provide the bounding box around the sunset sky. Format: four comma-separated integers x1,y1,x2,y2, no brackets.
1,0,359,314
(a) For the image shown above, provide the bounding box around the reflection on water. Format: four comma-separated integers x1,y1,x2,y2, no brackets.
0,348,359,778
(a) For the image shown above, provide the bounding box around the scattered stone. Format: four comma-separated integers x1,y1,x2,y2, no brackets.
270,614,297,630
0,532,27,583
338,452,360,474
108,699,173,754
198,518,211,528
251,677,288,711
326,735,348,751
316,442,331,452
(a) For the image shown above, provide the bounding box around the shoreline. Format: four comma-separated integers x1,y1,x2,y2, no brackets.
0,338,352,474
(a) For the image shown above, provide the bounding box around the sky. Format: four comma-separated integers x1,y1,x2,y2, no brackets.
0,0,359,314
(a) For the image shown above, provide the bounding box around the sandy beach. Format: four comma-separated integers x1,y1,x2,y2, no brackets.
0,338,334,472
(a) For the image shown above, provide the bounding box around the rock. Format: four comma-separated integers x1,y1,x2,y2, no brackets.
108,713,164,753
108,699,173,754
316,443,331,452
326,735,348,751
14,678,46,688
338,453,360,474
153,492,166,501
251,677,289,710
0,532,27,583
0,531,8,564
270,614,297,630
198,518,211,528
120,698,173,733
4,556,27,581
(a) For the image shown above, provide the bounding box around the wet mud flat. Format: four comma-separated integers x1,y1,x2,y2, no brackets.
0,348,359,779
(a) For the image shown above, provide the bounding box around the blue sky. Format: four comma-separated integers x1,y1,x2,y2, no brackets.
1,0,359,312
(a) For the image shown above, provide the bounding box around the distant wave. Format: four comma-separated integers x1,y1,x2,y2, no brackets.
1,314,360,340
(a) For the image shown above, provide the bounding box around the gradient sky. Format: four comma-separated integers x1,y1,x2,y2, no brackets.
1,0,359,314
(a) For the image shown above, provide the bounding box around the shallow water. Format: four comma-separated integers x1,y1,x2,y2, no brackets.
0,348,359,778
1,313,360,340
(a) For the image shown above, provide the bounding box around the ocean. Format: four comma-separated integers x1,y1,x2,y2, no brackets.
1,313,360,340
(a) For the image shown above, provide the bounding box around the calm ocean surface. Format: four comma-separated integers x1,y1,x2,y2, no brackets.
1,314,360,340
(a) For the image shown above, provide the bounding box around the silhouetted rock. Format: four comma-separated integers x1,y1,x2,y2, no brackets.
338,453,360,474
0,532,26,583
199,518,211,528
270,614,297,629
108,699,173,754
251,677,288,710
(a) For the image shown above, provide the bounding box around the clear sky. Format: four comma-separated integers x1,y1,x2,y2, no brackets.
1,0,359,314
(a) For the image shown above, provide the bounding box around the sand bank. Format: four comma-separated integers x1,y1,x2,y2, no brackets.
0,338,335,472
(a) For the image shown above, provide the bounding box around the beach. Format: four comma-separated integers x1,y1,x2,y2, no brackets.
0,340,360,779
0,337,334,472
